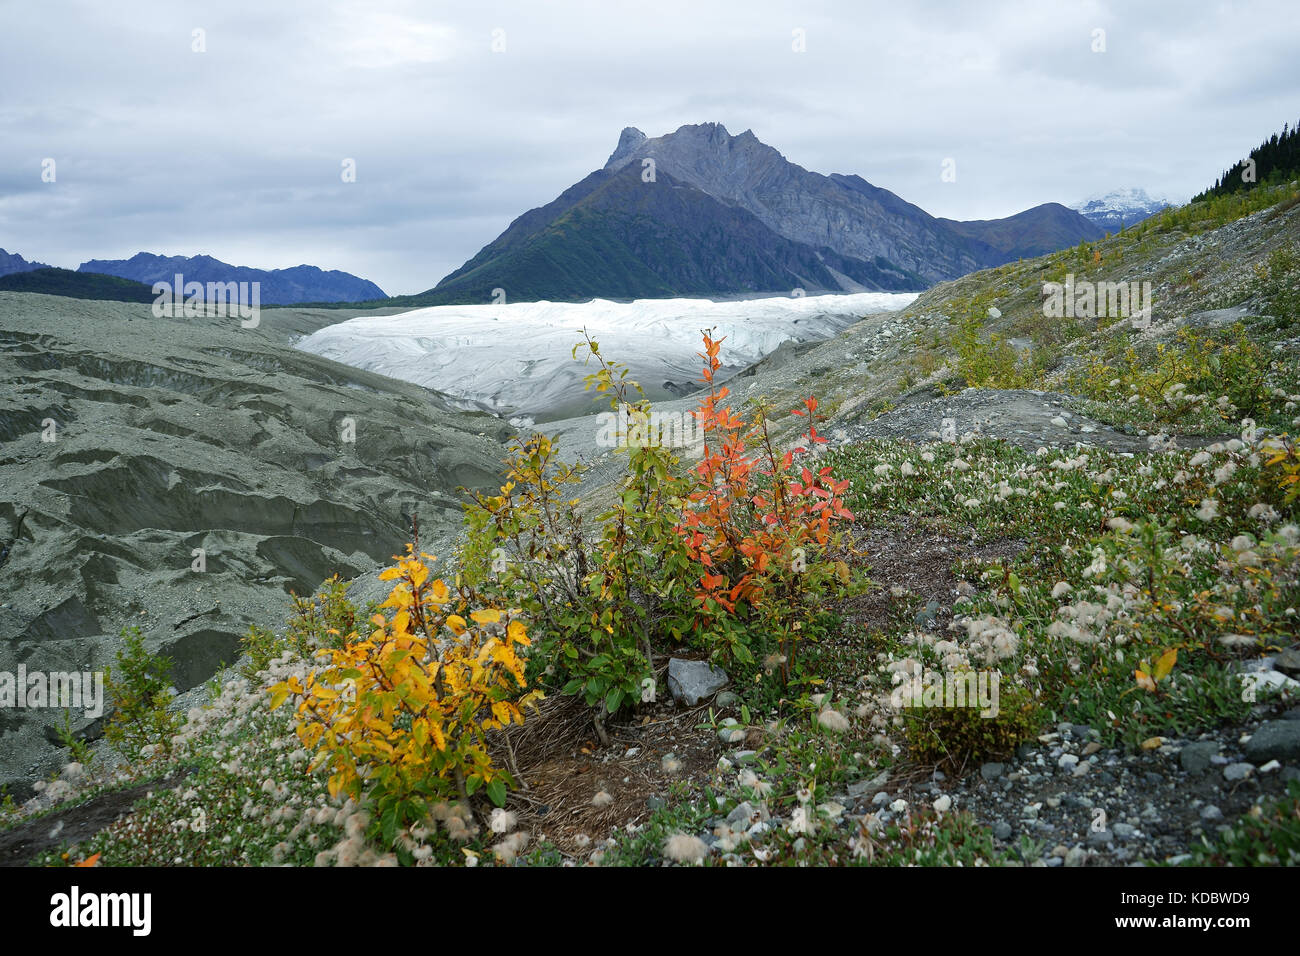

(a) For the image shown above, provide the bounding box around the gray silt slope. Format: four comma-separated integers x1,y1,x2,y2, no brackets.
0,293,514,795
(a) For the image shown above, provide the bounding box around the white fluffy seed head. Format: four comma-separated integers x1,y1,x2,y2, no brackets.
818,709,850,732
663,833,709,864
492,832,530,863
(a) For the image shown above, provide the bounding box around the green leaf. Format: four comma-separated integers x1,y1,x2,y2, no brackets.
605,688,623,714
485,778,507,808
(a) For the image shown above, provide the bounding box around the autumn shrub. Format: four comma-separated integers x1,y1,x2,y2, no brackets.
1255,242,1300,324
458,332,858,744
241,576,366,680
945,312,1041,392
1072,324,1292,429
672,333,856,680
103,625,181,762
900,682,1042,768
1264,433,1300,503
271,546,540,843
459,334,693,742
239,625,283,681
286,573,359,652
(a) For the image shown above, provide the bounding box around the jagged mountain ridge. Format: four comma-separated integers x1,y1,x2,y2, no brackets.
78,252,386,305
603,123,1001,282
0,248,53,278
417,123,1102,305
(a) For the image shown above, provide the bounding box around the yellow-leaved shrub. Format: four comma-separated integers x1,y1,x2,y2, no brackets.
270,544,541,843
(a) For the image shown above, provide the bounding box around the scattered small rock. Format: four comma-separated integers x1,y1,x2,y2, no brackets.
1179,741,1218,774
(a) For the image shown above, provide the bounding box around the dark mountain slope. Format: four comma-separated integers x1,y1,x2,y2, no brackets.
939,202,1105,261
411,164,927,306
0,267,156,303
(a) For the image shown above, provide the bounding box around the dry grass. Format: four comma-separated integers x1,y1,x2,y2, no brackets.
490,680,725,858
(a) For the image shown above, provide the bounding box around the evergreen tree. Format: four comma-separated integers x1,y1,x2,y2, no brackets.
1193,118,1300,202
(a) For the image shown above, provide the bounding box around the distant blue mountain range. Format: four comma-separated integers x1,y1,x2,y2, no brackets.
77,252,385,304
0,248,53,277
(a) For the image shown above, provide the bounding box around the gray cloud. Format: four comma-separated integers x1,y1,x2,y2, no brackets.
1,0,1296,294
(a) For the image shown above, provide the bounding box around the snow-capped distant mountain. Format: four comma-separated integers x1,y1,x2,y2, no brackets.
1070,188,1173,233
297,291,917,420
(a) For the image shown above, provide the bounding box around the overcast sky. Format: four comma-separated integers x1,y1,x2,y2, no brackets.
2,0,1297,295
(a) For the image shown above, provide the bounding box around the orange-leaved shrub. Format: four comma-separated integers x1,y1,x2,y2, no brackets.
673,333,856,679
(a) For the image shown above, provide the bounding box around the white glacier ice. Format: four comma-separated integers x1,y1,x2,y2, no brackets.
296,292,916,420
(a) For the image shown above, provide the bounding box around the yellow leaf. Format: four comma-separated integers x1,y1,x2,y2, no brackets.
446,614,467,635
1153,647,1177,682
507,620,528,645
470,608,502,625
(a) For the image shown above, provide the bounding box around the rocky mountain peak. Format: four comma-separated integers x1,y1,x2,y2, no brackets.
604,126,648,169
0,247,53,278
605,121,762,173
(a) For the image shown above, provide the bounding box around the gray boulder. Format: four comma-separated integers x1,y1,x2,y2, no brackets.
668,658,729,706
1245,721,1300,764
